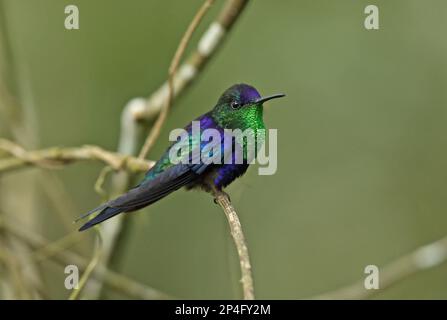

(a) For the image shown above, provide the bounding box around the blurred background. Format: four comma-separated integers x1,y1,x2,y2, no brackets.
1,0,447,299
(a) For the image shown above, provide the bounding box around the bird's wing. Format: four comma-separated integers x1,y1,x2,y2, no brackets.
109,164,196,211
142,112,224,181
110,113,228,209
78,113,224,230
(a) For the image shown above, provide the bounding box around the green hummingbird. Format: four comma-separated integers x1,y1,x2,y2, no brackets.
78,83,285,231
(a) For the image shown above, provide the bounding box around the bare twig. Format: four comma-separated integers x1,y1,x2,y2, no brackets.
0,139,154,174
212,188,254,300
68,235,102,300
138,0,215,160
94,165,114,199
0,216,170,300
314,235,447,299
32,232,83,263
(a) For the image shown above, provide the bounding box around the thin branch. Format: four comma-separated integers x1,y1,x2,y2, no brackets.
138,0,215,160
0,216,170,300
212,188,254,300
68,235,102,300
94,165,114,199
32,231,83,263
0,139,154,174
314,235,447,299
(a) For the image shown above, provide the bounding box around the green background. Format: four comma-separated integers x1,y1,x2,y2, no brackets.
1,0,447,299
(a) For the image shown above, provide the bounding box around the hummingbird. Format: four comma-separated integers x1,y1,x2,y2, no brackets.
78,84,285,231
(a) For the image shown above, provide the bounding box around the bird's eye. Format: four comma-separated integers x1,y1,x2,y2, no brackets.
231,101,241,109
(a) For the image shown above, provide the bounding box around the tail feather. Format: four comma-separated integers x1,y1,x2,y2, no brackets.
77,165,199,231
78,206,123,231
74,203,108,223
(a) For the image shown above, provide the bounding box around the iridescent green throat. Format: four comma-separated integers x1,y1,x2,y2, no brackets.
211,104,266,131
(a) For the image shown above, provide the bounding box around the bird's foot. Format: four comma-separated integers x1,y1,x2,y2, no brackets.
213,190,231,204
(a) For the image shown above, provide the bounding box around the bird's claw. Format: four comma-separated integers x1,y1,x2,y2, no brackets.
214,191,231,204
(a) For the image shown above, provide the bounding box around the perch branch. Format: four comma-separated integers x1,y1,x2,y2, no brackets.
0,216,170,300
0,138,154,174
212,188,254,300
314,235,447,299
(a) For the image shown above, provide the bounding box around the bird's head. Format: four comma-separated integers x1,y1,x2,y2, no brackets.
211,83,285,129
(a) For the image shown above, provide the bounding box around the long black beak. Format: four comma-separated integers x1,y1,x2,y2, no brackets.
255,93,286,104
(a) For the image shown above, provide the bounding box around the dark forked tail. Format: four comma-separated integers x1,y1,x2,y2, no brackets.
78,206,123,231
77,166,198,231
